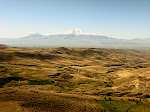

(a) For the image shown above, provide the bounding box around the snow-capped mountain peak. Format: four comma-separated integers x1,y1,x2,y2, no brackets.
63,28,102,35
28,32,42,36
46,28,103,36
70,28,86,35
22,32,43,39
62,28,86,35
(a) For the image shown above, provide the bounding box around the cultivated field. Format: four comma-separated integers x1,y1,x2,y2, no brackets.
0,46,150,112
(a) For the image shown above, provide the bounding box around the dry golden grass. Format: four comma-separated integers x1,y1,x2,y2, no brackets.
0,87,103,112
0,47,150,111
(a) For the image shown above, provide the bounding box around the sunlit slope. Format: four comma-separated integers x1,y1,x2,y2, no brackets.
0,46,150,111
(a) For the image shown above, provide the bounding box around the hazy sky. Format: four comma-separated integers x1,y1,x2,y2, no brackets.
0,0,150,39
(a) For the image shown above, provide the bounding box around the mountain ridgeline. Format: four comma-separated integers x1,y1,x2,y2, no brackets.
0,28,150,49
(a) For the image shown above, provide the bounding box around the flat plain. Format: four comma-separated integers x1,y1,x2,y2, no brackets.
0,46,150,112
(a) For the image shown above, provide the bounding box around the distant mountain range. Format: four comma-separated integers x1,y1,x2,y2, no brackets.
0,28,150,49
0,44,7,47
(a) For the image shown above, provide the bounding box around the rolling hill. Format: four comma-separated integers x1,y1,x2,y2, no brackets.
0,46,150,111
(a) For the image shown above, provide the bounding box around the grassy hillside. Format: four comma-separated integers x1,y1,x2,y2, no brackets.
0,47,150,112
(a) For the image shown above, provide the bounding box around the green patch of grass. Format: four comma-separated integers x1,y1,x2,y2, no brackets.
77,80,95,85
25,74,35,78
55,82,75,88
0,66,5,68
99,100,136,112
28,80,54,85
129,102,150,112
66,52,71,55
96,57,102,60
9,71,21,76
65,82,75,88
55,82,64,88
0,67,22,77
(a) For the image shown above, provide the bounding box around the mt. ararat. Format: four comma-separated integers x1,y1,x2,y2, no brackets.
23,28,103,38
0,28,150,49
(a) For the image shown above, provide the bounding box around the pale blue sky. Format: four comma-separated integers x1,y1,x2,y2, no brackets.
0,0,150,39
